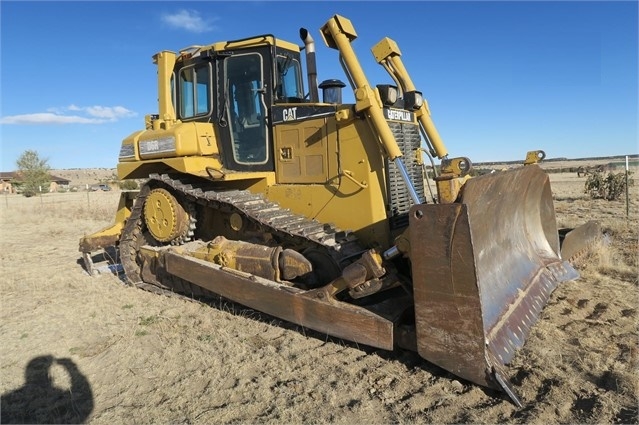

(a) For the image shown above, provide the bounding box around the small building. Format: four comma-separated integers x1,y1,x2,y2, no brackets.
0,171,71,193
0,172,16,193
48,175,71,192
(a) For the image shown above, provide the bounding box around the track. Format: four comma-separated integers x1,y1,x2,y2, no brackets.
119,173,365,297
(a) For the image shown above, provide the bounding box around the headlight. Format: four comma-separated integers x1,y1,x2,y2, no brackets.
118,144,135,160
377,84,398,106
404,90,423,110
139,136,176,157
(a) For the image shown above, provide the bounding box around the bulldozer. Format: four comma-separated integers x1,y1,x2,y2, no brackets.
79,15,600,406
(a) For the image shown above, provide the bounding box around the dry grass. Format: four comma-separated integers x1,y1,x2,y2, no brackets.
1,168,637,424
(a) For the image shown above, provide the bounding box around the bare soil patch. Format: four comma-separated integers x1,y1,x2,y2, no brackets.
1,167,637,424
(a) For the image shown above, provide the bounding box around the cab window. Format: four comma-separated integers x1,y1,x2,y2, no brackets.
179,63,211,119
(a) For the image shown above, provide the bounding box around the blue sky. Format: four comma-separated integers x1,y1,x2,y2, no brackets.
1,1,637,170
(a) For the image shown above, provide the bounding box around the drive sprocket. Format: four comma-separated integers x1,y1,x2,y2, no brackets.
143,188,192,244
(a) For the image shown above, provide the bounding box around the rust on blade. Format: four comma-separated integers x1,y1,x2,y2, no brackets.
409,165,578,391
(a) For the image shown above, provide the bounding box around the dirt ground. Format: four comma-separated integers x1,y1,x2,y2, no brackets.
1,167,637,424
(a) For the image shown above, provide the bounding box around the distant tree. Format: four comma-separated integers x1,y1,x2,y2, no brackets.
16,150,50,197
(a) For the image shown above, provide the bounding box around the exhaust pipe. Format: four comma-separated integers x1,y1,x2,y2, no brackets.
300,28,319,102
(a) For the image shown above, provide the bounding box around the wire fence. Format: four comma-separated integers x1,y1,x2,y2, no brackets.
0,191,123,223
2,190,121,208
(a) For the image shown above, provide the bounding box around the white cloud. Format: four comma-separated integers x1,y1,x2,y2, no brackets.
0,105,137,125
0,113,105,125
161,10,216,33
85,105,136,119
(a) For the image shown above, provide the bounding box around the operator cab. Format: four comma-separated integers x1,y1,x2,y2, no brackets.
173,37,305,172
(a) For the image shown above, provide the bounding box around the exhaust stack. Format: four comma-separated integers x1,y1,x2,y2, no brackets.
300,28,319,102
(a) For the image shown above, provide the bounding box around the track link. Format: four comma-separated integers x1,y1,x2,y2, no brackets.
119,173,364,296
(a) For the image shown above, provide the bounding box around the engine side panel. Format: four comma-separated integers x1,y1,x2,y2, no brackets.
267,113,392,249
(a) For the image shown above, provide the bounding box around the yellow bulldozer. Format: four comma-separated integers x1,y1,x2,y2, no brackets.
80,15,600,405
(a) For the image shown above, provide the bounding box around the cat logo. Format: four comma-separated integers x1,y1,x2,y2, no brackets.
282,107,298,121
384,107,414,123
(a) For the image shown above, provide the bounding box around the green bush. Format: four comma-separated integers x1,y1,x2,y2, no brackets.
119,179,139,190
585,171,633,201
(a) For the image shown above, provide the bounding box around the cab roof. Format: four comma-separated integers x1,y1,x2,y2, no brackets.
170,35,300,62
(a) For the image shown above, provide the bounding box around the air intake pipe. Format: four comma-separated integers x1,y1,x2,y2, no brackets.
300,28,319,103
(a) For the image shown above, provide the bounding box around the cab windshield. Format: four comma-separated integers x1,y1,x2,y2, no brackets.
276,54,303,102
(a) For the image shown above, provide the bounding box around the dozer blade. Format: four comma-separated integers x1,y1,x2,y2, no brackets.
409,165,578,405
559,220,604,264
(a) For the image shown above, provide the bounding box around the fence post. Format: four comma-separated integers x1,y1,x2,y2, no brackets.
626,156,630,221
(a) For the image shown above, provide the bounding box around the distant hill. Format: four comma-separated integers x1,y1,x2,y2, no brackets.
49,168,117,188
43,153,638,187
473,154,639,168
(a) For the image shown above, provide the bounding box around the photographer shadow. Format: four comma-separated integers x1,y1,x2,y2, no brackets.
1,356,94,424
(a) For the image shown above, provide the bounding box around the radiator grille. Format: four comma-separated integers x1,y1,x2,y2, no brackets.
386,121,424,230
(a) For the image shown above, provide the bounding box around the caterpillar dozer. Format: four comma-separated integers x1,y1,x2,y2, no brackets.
79,15,600,405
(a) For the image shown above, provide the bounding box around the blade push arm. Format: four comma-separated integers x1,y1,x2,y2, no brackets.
320,15,422,205
372,38,449,160
372,37,472,202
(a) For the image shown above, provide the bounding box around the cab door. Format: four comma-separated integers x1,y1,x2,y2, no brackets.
219,48,274,172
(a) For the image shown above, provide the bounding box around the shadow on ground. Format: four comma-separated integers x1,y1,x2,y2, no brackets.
1,355,94,424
